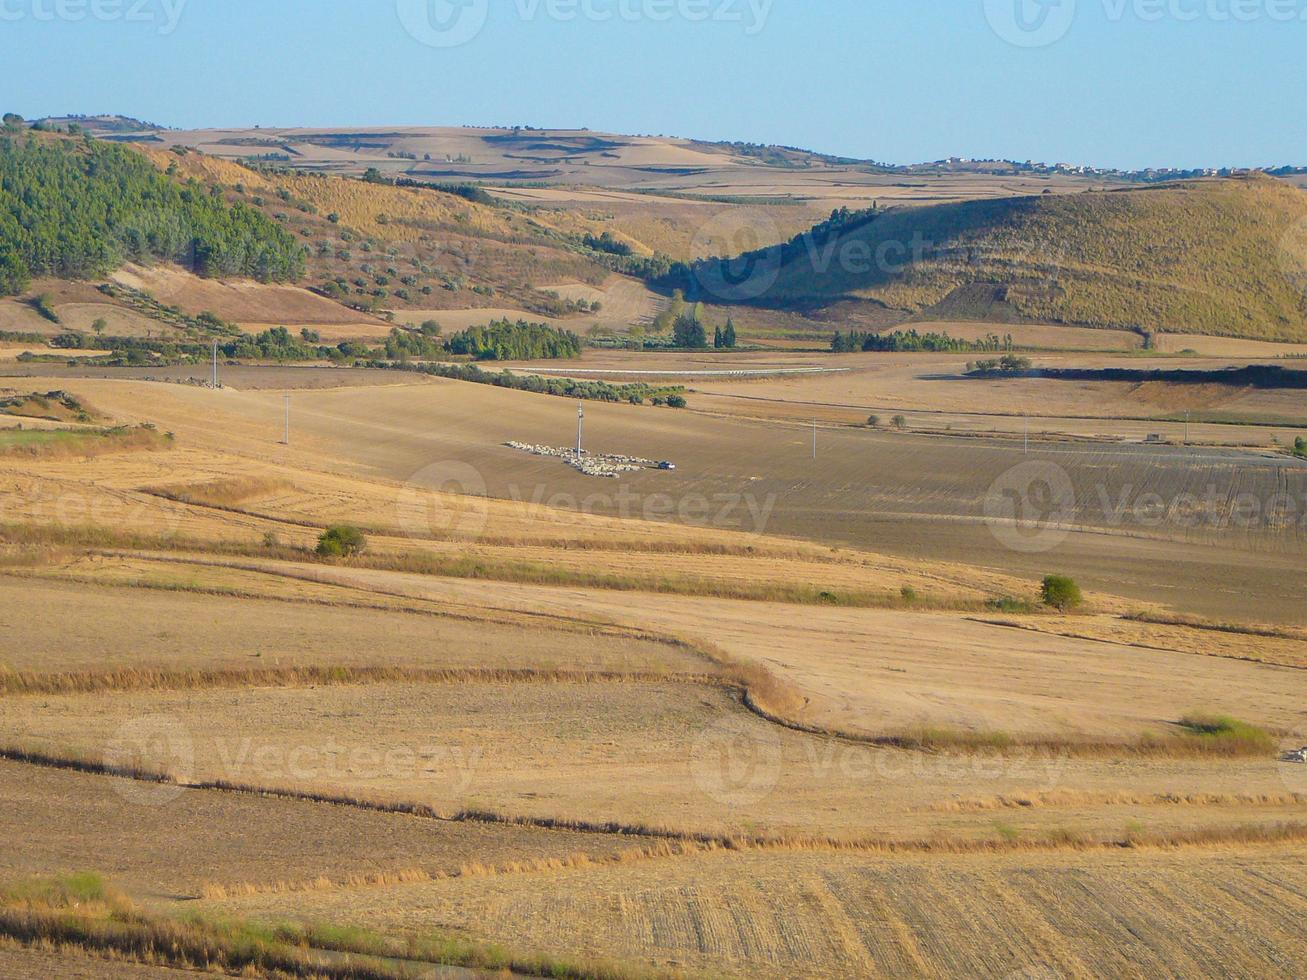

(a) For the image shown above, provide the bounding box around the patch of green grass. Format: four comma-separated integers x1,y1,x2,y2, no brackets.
993,821,1021,842
986,596,1038,614
0,873,667,980
1174,713,1275,756
0,429,82,449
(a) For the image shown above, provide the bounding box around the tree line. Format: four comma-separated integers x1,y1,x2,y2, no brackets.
443,319,583,361
831,329,1014,353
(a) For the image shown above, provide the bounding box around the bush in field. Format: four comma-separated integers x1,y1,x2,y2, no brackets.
867,414,880,428
316,525,367,558
1041,575,1083,612
1295,436,1307,459
666,394,687,409
892,414,907,430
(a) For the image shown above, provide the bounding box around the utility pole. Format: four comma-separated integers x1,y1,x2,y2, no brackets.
813,420,818,460
283,395,290,446
1185,410,1191,446
576,402,585,458
211,342,219,390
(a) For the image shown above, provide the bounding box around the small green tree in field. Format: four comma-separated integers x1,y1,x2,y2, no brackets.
867,414,880,428
1041,575,1083,612
1294,436,1307,460
892,414,907,430
317,525,367,558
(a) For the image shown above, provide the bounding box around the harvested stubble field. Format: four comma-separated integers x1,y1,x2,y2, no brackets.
2,370,1306,977
209,846,1307,980
13,371,1303,621
0,574,705,679
0,760,665,901
5,675,1304,844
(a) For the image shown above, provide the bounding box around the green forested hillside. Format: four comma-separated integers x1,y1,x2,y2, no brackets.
0,132,305,295
686,176,1307,341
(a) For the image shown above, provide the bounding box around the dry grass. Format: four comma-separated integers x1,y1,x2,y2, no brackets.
928,789,1307,813
0,664,722,697
144,476,295,509
0,426,170,460
0,520,1008,613
208,844,1307,978
0,873,666,980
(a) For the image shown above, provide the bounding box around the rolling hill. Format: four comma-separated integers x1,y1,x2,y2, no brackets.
8,127,1307,345
697,175,1307,341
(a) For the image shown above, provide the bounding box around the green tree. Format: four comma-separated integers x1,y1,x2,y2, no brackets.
723,317,737,348
1041,575,1083,613
317,525,367,558
673,311,707,349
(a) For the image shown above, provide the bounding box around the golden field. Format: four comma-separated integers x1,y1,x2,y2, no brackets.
0,366,1304,977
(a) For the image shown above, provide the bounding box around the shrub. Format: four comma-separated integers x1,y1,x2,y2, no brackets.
900,585,918,603
867,414,880,428
892,414,907,430
666,394,687,409
31,293,60,323
1177,713,1275,755
987,596,1037,614
1041,575,1083,612
316,525,367,558
1295,436,1306,460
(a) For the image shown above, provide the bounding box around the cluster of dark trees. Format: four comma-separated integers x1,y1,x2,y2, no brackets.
389,360,687,405
581,231,633,256
383,321,444,360
831,329,1013,353
966,354,1033,375
657,293,737,349
0,134,305,295
444,319,582,361
655,205,881,299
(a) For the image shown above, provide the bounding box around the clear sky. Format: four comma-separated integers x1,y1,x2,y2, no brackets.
2,0,1301,170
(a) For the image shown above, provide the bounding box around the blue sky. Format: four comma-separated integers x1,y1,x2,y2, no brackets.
1,0,1300,169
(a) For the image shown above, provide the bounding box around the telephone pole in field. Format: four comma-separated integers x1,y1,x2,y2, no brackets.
576,402,585,457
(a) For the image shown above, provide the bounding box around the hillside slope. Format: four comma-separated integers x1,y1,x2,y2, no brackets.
730,176,1307,341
